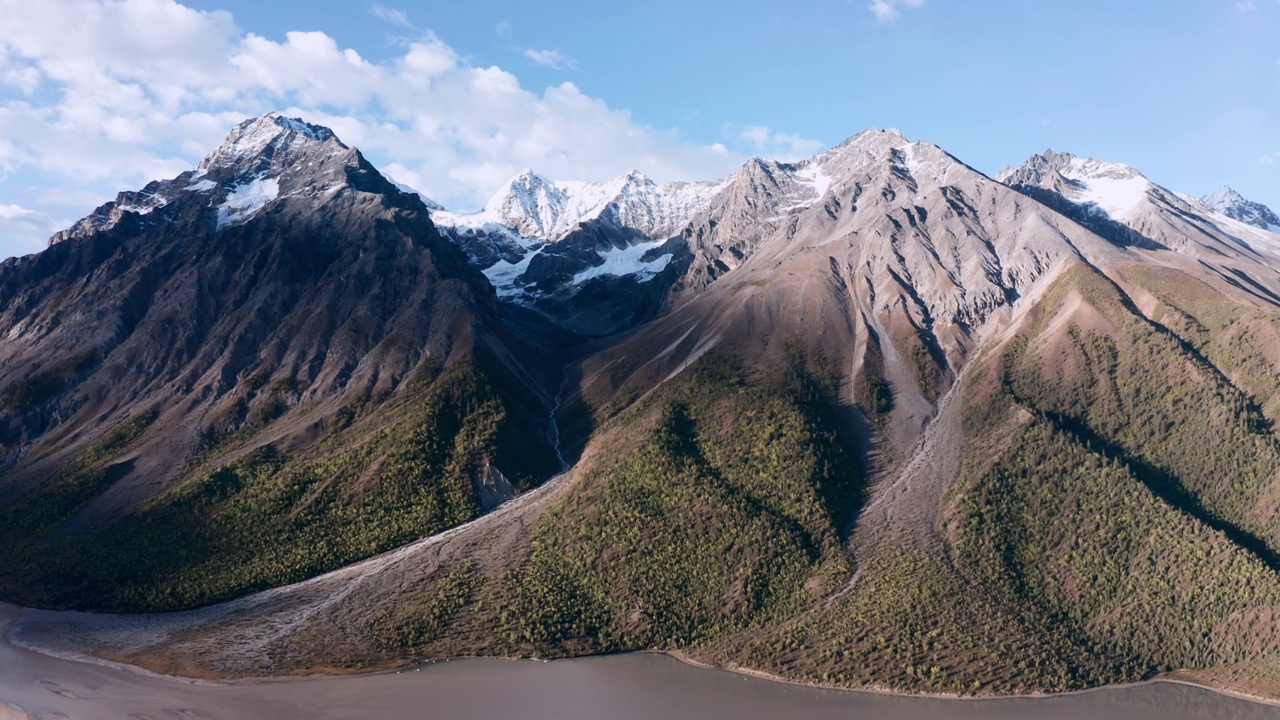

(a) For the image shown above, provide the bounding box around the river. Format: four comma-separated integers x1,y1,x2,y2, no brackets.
3,604,1279,720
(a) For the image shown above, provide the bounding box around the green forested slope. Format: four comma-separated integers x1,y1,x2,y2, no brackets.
0,356,550,611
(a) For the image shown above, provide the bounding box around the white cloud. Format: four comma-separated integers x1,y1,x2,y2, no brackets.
0,203,34,220
495,21,511,38
870,0,925,22
0,203,64,258
733,124,825,161
370,3,412,28
523,48,577,71
0,0,794,256
1237,0,1257,11
1260,153,1277,165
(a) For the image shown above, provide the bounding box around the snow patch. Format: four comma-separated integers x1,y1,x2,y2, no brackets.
186,179,217,193
572,240,673,285
216,177,279,230
1207,210,1280,256
1076,176,1150,219
118,191,170,215
1062,157,1150,220
794,161,832,202
482,249,541,298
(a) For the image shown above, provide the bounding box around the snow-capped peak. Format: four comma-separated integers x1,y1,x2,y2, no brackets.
436,167,730,243
1202,185,1248,209
999,150,1152,221
1201,185,1280,232
472,168,569,239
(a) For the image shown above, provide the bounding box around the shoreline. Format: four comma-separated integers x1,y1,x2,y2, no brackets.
657,649,1280,708
7,600,1280,711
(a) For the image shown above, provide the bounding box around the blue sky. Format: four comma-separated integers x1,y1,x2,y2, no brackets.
0,0,1277,258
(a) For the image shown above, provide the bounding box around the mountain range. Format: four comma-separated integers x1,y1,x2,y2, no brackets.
6,112,1280,698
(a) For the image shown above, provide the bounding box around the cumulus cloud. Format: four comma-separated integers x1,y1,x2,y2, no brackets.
870,0,925,22
733,124,825,161
523,48,577,71
0,0,801,258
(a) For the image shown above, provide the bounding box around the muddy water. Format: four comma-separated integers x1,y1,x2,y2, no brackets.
4,625,1280,720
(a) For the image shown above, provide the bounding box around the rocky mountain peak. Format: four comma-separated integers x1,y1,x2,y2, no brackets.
197,112,345,176
831,127,908,151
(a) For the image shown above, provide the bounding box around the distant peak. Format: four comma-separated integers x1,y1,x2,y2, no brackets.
1203,185,1244,205
1201,185,1280,231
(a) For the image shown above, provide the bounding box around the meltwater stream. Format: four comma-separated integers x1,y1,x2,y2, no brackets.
3,605,1279,720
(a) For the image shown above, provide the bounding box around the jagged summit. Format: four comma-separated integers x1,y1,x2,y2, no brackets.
197,112,343,175
435,166,725,244
1202,185,1280,232
429,164,730,323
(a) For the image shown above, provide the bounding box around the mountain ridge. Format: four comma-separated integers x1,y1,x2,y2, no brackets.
10,113,1280,700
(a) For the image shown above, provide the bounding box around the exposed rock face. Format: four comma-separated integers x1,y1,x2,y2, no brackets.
0,113,559,522
575,130,1126,453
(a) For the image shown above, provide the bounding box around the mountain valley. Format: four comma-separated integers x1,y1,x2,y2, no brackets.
6,113,1280,699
